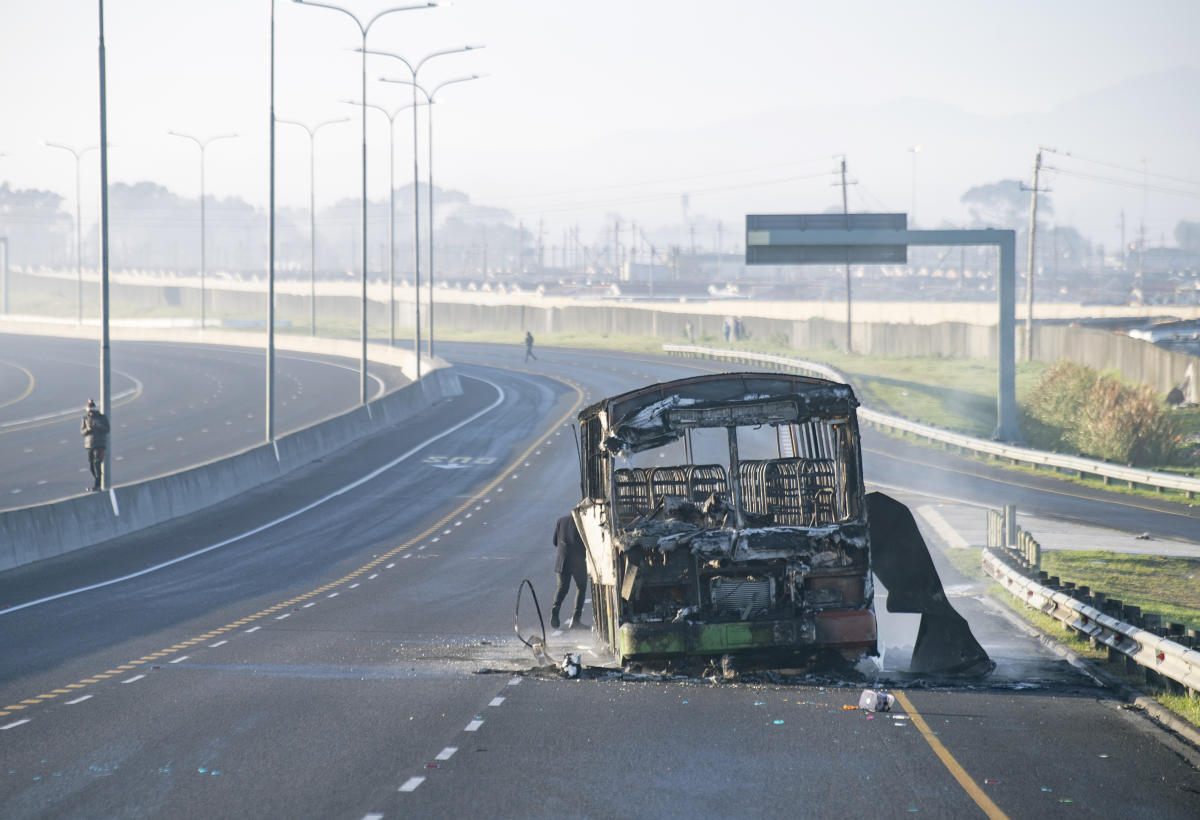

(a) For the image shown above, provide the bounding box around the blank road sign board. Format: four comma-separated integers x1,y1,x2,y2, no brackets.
745,213,908,265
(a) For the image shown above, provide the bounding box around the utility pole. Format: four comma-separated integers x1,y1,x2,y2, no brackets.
613,217,621,278
1022,147,1050,362
630,221,638,274
839,155,853,353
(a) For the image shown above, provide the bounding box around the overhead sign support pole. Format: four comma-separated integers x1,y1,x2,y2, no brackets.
746,215,1019,442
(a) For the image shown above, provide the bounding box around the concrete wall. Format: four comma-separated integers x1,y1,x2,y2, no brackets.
0,323,461,572
9,268,1197,396
1032,325,1197,396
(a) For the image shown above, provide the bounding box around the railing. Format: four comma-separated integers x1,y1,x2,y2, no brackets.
982,545,1200,697
662,344,1200,499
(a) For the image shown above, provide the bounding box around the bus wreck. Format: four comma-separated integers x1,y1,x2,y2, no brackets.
573,372,991,676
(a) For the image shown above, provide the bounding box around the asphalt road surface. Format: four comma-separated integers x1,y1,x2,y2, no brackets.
1,342,1198,818
0,334,407,510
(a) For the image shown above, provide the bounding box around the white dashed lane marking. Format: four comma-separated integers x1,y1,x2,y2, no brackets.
398,776,425,793
65,695,92,704
303,602,315,608
170,656,189,664
245,626,262,632
275,613,291,620
122,674,145,684
1,719,31,730
349,583,360,589
507,677,521,686
465,719,484,732
209,640,227,648
327,592,339,598
435,746,457,761
489,697,505,707
368,574,379,580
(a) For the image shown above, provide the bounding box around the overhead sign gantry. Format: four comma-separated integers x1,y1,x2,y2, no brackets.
745,213,1019,441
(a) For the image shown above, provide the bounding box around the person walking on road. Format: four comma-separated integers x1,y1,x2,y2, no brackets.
551,513,588,629
81,398,110,492
524,330,537,362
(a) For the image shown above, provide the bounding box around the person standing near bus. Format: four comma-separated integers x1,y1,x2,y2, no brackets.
551,513,587,629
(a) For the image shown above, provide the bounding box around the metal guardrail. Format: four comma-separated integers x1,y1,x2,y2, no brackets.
982,547,1200,696
663,344,1200,499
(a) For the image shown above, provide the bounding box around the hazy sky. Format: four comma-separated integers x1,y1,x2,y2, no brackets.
2,0,1198,247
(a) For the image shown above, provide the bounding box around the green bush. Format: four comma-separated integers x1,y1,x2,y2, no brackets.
1023,360,1181,466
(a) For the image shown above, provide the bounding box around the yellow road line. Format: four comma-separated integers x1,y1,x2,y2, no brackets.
894,691,1010,820
0,360,35,410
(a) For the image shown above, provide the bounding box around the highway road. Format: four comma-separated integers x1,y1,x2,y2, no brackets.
1,342,1198,818
0,334,408,510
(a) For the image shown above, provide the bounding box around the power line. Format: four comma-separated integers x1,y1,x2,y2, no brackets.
1045,148,1200,188
1043,165,1200,199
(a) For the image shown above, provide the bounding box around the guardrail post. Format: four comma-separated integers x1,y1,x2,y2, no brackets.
1143,612,1162,635
1003,504,1017,549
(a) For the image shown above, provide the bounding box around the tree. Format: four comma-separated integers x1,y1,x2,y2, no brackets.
1175,220,1200,252
960,179,1053,228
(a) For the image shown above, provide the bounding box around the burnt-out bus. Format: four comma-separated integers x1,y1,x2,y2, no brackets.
573,372,878,668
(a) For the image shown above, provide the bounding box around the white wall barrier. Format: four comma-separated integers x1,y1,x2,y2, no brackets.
0,322,462,571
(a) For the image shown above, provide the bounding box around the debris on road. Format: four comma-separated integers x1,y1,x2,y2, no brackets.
858,689,895,712
560,653,582,679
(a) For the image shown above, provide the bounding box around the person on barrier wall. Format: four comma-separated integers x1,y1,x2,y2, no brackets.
81,398,110,492
551,513,588,629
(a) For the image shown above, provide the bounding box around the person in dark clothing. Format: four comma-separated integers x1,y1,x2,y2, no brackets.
551,513,588,629
81,398,110,492
524,330,537,362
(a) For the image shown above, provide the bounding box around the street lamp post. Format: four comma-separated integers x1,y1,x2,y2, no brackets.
343,99,426,348
277,116,349,335
292,0,438,402
46,141,97,323
364,45,480,370
380,69,483,360
168,130,237,329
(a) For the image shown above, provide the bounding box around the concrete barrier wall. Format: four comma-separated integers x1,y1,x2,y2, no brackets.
0,327,461,572
8,268,1196,396
1032,324,1196,396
